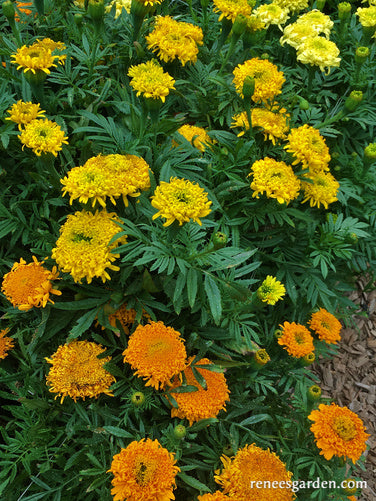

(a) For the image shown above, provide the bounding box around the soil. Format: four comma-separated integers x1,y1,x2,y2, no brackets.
312,277,376,501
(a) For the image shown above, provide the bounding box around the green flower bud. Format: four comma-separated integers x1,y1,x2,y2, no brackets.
299,98,310,110
342,478,358,495
274,329,283,339
222,444,234,456
131,391,145,407
2,0,15,20
364,143,376,162
253,349,270,368
344,90,363,112
133,41,146,58
232,14,247,36
24,70,48,86
355,46,370,65
345,232,358,244
307,385,321,402
74,13,84,27
88,0,104,20
316,0,326,11
242,76,255,100
173,424,186,439
338,2,351,21
212,231,228,249
301,352,315,366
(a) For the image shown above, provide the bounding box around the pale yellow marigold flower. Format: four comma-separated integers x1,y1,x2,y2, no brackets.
128,59,175,103
151,177,212,226
212,0,253,22
6,100,46,130
231,107,290,143
173,124,212,152
253,3,290,30
146,16,203,66
248,157,300,205
51,210,127,284
284,124,331,173
106,0,131,17
280,22,318,49
356,5,376,27
245,13,266,32
257,276,286,305
301,172,339,209
296,10,334,38
19,119,68,156
61,153,151,208
296,36,341,74
45,340,116,403
233,57,285,103
273,0,308,14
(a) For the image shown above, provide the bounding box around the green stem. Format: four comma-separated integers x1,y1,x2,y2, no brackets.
307,65,316,93
315,111,345,129
215,18,233,57
218,35,238,74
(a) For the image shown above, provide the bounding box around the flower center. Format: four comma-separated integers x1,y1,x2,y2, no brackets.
72,232,93,243
148,340,168,356
294,333,305,345
332,416,357,441
134,458,156,486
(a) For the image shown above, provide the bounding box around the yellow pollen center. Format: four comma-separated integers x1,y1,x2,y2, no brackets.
148,340,168,356
134,458,156,486
332,416,357,441
294,333,305,344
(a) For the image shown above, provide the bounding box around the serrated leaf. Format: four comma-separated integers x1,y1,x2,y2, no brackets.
204,275,222,325
68,308,98,339
178,473,210,492
103,426,133,438
240,414,272,426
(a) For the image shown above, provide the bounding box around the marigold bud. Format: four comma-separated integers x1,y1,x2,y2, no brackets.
307,385,321,402
242,76,255,100
222,444,234,456
355,46,370,65
338,2,351,21
301,352,315,366
212,231,228,249
74,13,84,27
131,391,145,406
2,0,15,20
274,329,283,339
299,98,310,110
344,90,363,112
88,0,104,20
253,349,270,368
345,232,358,244
364,143,376,161
232,14,247,36
173,424,186,439
342,478,358,495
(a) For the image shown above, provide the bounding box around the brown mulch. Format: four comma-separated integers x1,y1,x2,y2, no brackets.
312,278,376,501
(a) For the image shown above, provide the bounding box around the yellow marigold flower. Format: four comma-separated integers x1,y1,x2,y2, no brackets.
308,308,342,344
246,13,265,32
212,0,253,22
257,275,286,305
232,107,289,143
198,493,229,501
0,328,15,360
308,403,370,463
214,444,295,500
1,256,61,311
33,38,67,65
248,157,300,205
45,340,115,403
356,5,376,27
109,438,180,501
280,22,319,49
6,100,46,130
151,177,212,227
173,124,212,152
278,321,315,358
169,358,230,425
273,0,308,13
11,43,59,74
133,0,163,6
253,3,290,30
106,0,131,17
296,10,334,38
61,153,150,208
128,59,175,103
146,16,203,66
296,36,341,74
301,172,339,209
233,58,285,103
51,210,127,284
19,119,68,157
284,124,331,173
123,321,187,390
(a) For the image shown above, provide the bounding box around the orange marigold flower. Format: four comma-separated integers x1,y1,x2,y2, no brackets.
308,403,370,463
123,321,187,390
214,443,295,500
278,321,315,358
308,308,342,344
169,358,230,425
45,340,116,403
0,328,15,360
1,256,61,311
109,438,180,501
198,492,229,501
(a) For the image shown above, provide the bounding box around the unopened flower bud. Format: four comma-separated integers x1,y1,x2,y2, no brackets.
338,2,351,21
344,90,363,112
299,98,309,110
345,232,358,244
242,76,255,100
252,349,270,368
232,14,247,36
173,424,186,439
301,352,315,366
2,0,15,20
222,444,234,456
274,329,283,339
74,12,84,27
342,478,358,495
88,0,104,20
212,231,228,249
364,143,376,162
355,46,370,65
307,385,321,402
131,391,145,406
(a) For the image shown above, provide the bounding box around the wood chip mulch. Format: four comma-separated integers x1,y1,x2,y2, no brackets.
312,278,376,501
